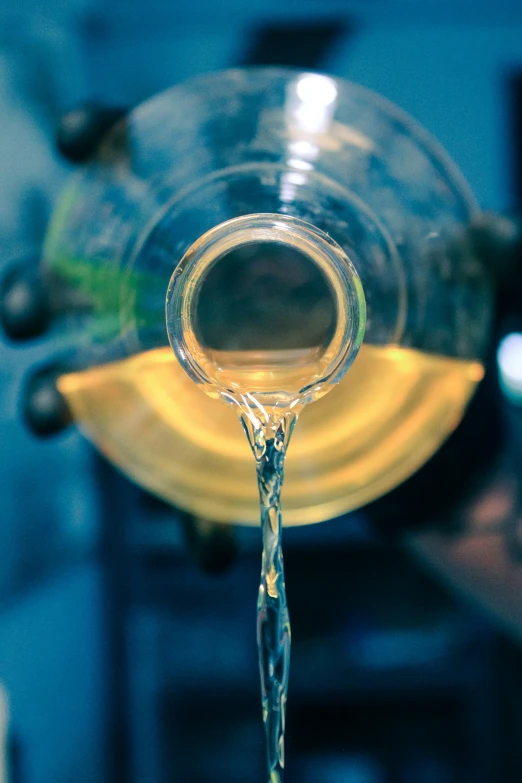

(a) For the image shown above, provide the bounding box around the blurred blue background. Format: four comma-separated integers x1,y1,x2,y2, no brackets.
1,1,522,782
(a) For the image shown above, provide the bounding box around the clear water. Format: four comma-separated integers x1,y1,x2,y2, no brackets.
242,410,296,783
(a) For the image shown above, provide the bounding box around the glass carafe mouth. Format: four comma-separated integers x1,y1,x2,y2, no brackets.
43,68,491,524
166,212,366,412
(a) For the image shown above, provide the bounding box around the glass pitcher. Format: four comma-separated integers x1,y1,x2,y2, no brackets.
42,68,492,525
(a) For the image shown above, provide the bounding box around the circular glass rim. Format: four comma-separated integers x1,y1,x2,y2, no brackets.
166,212,366,401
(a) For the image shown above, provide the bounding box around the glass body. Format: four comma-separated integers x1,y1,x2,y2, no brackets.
44,69,491,525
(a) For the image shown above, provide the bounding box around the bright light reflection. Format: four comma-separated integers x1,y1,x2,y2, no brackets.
290,74,338,135
289,139,319,159
296,74,338,106
279,171,307,204
498,332,522,404
284,172,307,186
287,158,313,171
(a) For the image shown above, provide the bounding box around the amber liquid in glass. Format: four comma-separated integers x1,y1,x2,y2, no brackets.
58,344,483,525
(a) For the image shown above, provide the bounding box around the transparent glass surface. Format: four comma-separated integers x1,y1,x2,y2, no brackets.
166,212,366,411
44,69,491,525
